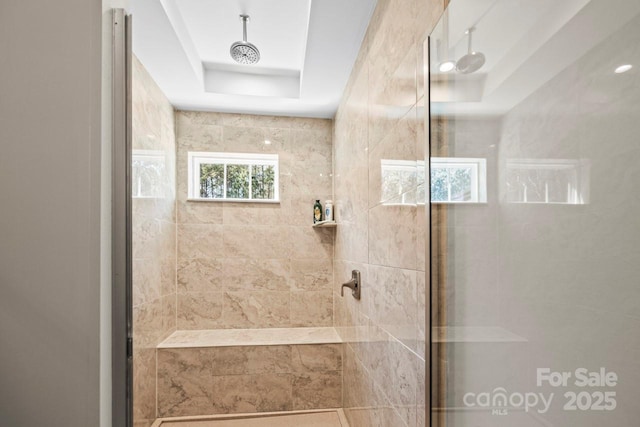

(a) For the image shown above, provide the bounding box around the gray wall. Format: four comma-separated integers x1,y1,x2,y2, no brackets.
0,1,104,425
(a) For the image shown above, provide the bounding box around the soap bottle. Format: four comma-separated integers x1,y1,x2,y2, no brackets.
313,200,323,223
324,200,333,222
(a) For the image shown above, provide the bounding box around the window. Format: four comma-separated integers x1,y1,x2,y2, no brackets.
379,157,487,205
506,159,590,204
188,152,279,202
381,159,420,204
431,157,487,203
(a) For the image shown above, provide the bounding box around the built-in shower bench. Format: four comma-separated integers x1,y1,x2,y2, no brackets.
155,327,344,418
159,327,343,349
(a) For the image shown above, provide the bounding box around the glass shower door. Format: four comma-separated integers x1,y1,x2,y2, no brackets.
429,0,640,425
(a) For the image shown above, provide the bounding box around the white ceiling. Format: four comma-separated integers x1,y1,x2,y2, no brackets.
181,0,310,71
131,0,377,118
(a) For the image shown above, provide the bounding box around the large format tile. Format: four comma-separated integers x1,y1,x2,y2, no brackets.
210,346,292,375
366,265,418,350
288,227,334,260
134,298,164,348
222,258,291,292
177,201,223,225
291,344,343,372
222,203,290,227
290,258,333,291
177,292,224,330
178,224,224,259
174,111,334,331
333,0,433,425
157,348,214,417
290,290,333,327
132,57,177,426
177,123,223,151
211,374,293,414
222,226,290,259
368,204,417,269
133,347,156,422
177,258,225,293
293,372,342,410
222,291,290,328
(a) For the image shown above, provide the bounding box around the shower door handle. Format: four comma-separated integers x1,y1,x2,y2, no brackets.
341,270,361,300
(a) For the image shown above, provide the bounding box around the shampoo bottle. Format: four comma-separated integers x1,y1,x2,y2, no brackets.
313,200,323,223
324,200,333,221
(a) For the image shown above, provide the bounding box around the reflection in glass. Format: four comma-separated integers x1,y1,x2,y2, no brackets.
431,158,487,203
429,0,640,425
132,149,166,198
380,159,417,204
380,158,488,204
506,159,590,204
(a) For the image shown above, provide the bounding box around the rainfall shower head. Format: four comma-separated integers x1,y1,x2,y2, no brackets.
230,14,260,65
456,27,485,74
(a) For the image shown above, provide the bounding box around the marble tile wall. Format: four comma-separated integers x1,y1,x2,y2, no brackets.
156,343,342,417
132,56,177,427
332,0,444,426
175,111,334,329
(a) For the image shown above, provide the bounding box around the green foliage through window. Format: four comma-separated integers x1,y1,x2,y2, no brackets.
191,152,279,201
251,165,275,199
200,164,224,198
226,164,250,199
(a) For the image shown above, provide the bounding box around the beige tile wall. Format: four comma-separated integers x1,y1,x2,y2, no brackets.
175,112,334,329
333,0,445,426
157,343,342,417
132,56,177,427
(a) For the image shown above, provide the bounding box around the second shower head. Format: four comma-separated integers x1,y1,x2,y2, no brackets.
456,27,485,74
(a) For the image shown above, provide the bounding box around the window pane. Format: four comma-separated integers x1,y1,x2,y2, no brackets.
506,168,525,203
547,168,574,203
382,169,403,201
251,164,275,200
200,163,224,198
450,167,473,201
431,167,449,202
226,164,250,199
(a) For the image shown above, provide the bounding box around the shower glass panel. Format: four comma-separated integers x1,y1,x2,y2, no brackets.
429,0,640,425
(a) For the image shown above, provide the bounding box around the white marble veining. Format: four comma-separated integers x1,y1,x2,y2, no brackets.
158,327,343,349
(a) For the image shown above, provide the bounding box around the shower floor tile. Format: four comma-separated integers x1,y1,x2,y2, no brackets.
154,410,348,427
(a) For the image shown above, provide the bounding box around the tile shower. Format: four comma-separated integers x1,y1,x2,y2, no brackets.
131,0,444,425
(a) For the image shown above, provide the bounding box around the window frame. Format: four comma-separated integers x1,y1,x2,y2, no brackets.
431,157,488,204
187,151,280,203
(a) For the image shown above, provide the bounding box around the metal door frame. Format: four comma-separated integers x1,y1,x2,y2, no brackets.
112,8,133,427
